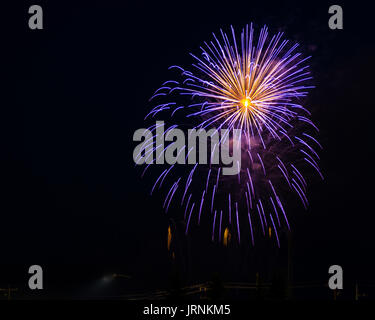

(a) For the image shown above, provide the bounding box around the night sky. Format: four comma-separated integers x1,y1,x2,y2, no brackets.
1,0,374,299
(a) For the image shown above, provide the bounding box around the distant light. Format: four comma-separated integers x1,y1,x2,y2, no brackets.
102,275,113,283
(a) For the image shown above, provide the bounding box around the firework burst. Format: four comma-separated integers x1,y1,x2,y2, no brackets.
137,23,323,247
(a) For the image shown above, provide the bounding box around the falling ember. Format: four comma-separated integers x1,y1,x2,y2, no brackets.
223,228,230,247
167,225,172,251
138,23,323,247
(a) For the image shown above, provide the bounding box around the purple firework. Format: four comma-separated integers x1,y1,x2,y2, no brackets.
136,23,323,247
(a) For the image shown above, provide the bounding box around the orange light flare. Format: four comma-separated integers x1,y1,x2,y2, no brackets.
167,225,172,251
240,97,254,112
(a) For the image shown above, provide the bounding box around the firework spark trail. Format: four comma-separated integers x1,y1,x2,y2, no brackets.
139,23,323,246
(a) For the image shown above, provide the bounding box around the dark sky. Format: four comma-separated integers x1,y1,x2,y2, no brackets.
1,0,374,298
